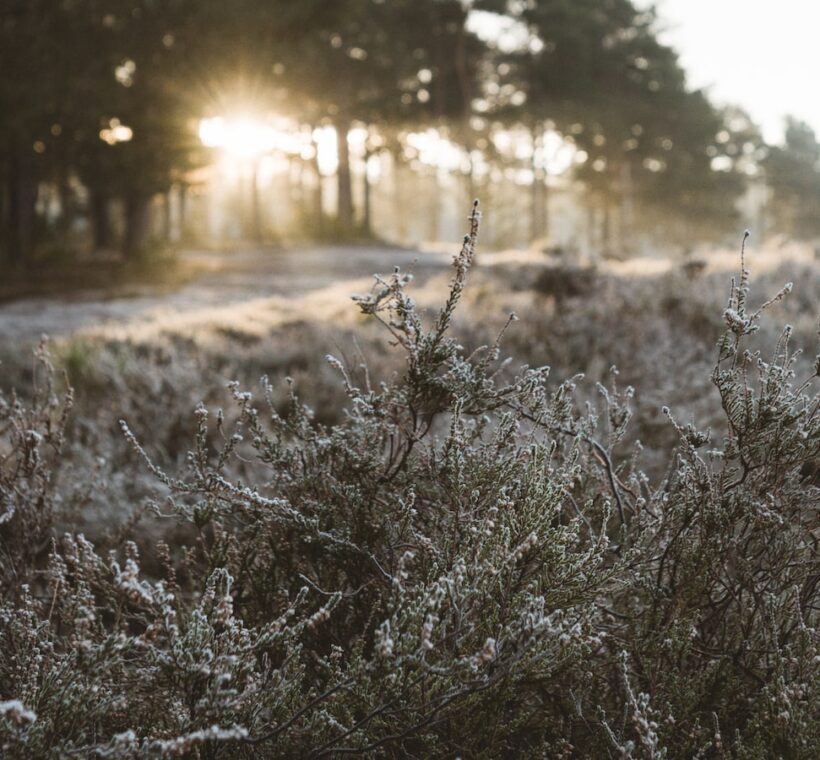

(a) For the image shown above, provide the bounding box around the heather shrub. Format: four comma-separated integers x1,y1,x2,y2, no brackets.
601,243,820,756
500,254,818,479
1,208,818,757
0,342,74,589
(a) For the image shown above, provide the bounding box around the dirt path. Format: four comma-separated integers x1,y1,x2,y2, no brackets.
0,245,453,343
3,240,808,346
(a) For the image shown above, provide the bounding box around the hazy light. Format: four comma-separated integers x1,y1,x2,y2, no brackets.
100,118,133,145
467,10,531,54
313,126,338,175
493,128,578,176
711,155,733,172
643,157,666,172
115,60,136,87
366,153,382,182
544,131,577,175
516,168,534,185
406,130,465,172
200,116,283,159
348,127,368,152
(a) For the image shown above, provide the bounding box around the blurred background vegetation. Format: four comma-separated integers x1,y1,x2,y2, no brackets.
2,0,820,280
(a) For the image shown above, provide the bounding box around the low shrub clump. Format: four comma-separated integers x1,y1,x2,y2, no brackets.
1,206,818,757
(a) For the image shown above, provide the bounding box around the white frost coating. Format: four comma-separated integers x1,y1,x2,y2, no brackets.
145,724,249,754
0,700,37,724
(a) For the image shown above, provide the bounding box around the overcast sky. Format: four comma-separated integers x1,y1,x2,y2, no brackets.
648,0,817,143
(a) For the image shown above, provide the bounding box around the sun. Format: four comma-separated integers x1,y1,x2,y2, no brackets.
199,116,279,159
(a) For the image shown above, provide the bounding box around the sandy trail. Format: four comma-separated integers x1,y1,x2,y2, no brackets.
0,246,454,344
2,240,810,345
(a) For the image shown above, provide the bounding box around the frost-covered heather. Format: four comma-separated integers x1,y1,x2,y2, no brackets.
1,205,819,757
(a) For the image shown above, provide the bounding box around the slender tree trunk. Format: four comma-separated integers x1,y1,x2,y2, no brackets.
295,158,309,223
312,130,325,235
90,188,112,250
362,148,373,237
464,150,475,206
423,171,435,242
601,203,612,258
455,20,477,212
123,192,152,257
5,141,36,267
619,160,634,254
757,180,768,242
177,183,188,242
543,175,550,244
162,189,173,243
586,203,598,262
531,172,542,244
250,160,262,243
454,22,472,119
535,124,552,243
391,152,407,243
530,124,545,242
56,161,75,236
336,122,353,229
289,156,302,226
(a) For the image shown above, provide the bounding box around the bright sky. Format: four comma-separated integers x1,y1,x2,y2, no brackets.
648,0,818,143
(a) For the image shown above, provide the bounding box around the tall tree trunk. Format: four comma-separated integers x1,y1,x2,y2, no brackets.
601,203,612,258
530,124,545,242
289,156,302,226
455,20,477,211
295,158,309,224
336,122,353,229
56,161,75,237
5,141,36,267
542,174,550,244
427,171,441,243
618,160,634,254
586,203,598,262
177,183,188,242
311,130,325,235
123,192,152,258
163,189,173,243
250,160,262,243
362,148,373,237
463,149,475,206
90,188,112,250
391,152,407,243
454,22,472,120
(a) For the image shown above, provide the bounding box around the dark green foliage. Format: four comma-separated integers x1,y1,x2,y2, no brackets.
765,118,820,240
3,0,781,265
